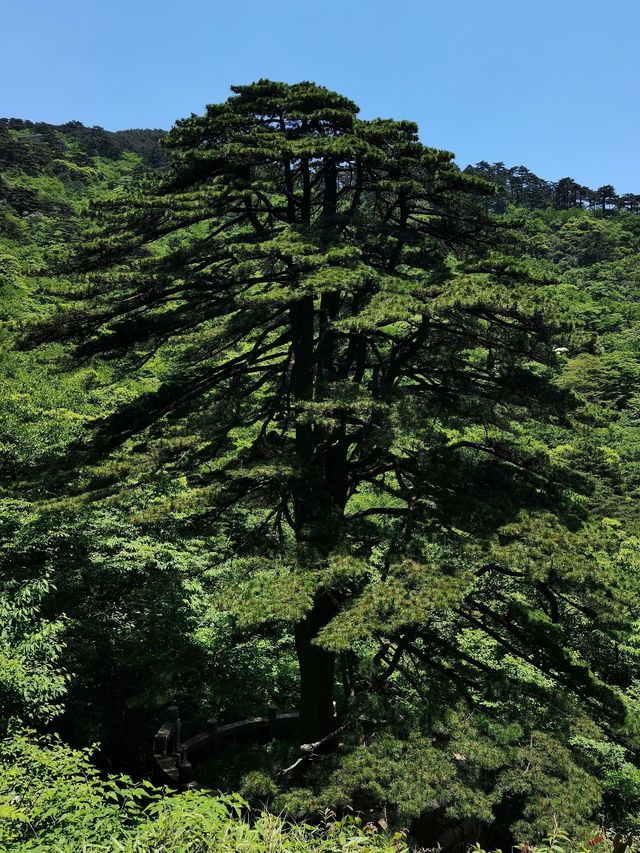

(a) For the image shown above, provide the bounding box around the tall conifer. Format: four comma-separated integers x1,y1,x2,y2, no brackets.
24,81,619,743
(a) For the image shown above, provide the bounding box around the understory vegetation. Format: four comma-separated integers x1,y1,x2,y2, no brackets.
1,83,640,850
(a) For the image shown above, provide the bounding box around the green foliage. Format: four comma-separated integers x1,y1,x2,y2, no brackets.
0,564,67,734
3,83,640,849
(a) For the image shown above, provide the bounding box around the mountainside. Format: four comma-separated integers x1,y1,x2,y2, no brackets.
0,120,167,314
1,100,640,853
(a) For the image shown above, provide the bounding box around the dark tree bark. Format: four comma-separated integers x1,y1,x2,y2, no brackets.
294,592,339,742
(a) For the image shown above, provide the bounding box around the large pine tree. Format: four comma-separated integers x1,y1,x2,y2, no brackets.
23,81,627,748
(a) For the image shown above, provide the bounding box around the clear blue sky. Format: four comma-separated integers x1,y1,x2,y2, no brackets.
3,0,639,192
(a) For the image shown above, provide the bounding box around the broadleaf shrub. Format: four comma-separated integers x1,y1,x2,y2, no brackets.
0,732,412,852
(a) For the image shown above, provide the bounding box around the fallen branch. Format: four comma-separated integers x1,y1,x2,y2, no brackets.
300,723,347,754
279,724,348,776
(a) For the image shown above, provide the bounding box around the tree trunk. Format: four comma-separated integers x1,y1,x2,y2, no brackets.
294,592,338,743
290,291,338,742
288,157,345,739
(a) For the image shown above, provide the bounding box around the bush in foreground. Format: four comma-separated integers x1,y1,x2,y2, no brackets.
0,732,410,851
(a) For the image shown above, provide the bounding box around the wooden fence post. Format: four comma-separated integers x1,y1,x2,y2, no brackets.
178,745,195,787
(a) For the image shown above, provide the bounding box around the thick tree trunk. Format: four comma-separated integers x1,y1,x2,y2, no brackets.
294,593,338,743
290,291,338,742
288,159,345,740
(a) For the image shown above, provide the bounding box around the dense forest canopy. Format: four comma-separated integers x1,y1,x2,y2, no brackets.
1,83,640,852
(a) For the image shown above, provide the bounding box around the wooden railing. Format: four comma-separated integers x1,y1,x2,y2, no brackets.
153,704,300,789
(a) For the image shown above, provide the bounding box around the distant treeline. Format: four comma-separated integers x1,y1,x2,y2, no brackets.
465,161,640,213
0,118,167,168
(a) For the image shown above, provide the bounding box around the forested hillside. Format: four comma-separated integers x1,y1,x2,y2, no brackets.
1,84,640,852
